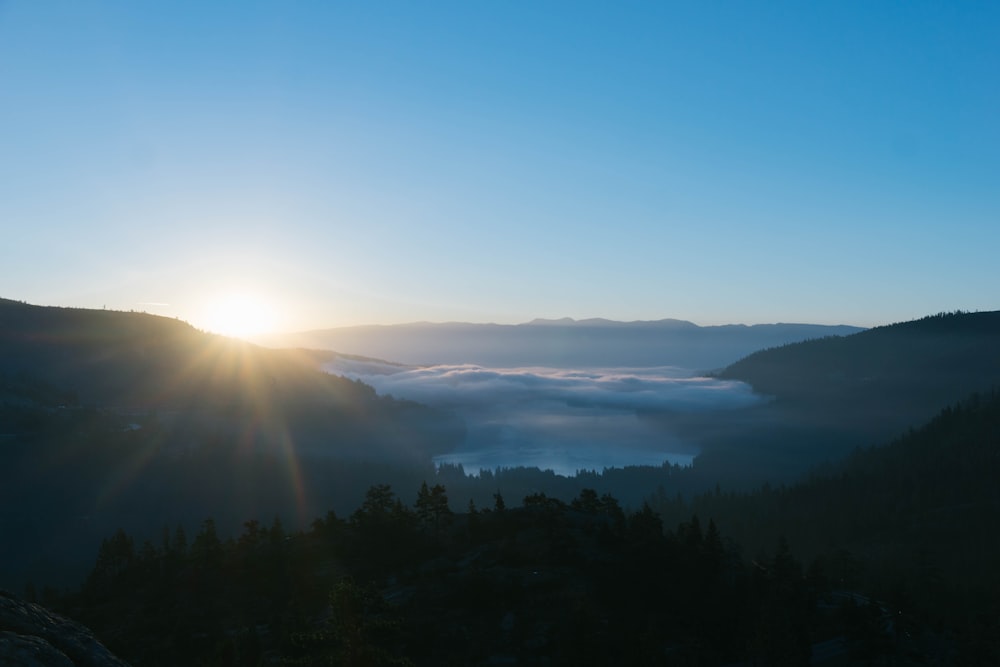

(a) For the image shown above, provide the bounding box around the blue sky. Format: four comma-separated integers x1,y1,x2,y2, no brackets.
1,2,997,333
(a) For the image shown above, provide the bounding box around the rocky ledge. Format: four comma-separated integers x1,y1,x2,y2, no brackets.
0,590,128,666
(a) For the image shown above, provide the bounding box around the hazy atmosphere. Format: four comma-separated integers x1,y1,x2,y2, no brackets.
4,4,1000,664
2,2,998,332
327,356,761,475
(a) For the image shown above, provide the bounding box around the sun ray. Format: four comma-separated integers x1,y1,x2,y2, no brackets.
201,292,279,339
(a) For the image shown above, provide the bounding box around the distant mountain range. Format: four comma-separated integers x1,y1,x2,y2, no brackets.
258,318,865,370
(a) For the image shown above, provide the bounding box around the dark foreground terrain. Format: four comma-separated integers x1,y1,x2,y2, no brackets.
45,406,1000,667
37,385,1000,665
4,302,1000,664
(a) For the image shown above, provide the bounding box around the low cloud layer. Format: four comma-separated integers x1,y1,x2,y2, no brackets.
325,359,764,475
327,361,762,412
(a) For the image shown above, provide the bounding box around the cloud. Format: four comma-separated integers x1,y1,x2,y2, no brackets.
323,359,764,475
325,360,763,413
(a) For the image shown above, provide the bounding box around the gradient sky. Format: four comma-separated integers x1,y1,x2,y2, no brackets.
1,2,997,333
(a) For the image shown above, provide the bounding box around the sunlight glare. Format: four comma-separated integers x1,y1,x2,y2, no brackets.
203,293,278,338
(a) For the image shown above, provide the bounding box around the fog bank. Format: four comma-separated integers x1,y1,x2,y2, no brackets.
326,359,764,476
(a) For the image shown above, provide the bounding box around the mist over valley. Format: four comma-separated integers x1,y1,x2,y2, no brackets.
5,3,1000,661
325,358,762,475
5,300,1000,665
290,318,861,475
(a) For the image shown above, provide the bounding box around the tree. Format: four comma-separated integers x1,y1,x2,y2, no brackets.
702,518,725,576
87,528,135,591
269,515,286,545
678,514,703,550
523,492,566,512
172,523,188,555
627,503,663,543
749,537,811,666
354,484,397,525
571,488,600,514
416,482,452,531
191,518,222,569
239,519,262,551
288,578,413,666
350,485,416,571
597,493,626,538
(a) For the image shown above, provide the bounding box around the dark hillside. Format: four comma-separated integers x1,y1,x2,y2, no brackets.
0,299,464,590
657,311,1000,488
660,389,1000,642
52,486,865,666
2,298,380,411
0,298,463,456
719,310,1000,423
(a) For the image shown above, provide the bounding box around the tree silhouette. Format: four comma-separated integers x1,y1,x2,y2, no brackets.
415,481,452,532
288,578,413,666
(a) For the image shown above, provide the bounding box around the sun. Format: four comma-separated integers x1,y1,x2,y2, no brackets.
202,292,279,339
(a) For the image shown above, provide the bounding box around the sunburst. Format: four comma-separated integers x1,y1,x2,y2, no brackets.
202,292,278,339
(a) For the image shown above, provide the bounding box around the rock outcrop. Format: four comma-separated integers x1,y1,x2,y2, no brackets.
0,591,128,666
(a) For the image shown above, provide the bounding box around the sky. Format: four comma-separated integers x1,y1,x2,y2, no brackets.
1,1,998,334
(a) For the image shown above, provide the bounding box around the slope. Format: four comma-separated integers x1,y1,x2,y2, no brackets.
664,388,1000,635
640,311,1000,489
0,298,464,590
719,310,1000,422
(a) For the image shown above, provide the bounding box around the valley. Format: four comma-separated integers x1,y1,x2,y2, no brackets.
3,300,1000,664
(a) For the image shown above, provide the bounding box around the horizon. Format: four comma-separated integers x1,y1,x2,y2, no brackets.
5,295,881,335
2,4,998,335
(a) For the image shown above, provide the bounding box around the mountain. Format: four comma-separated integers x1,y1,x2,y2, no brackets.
661,310,1000,488
0,298,464,590
719,310,1000,431
11,302,1000,663
658,388,1000,648
0,297,358,410
258,318,864,369
0,298,462,454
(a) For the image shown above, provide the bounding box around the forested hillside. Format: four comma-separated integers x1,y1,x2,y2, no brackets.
655,389,1000,651
719,310,1000,431
0,299,464,590
48,484,933,666
1,298,429,417
7,300,1000,665
654,311,1000,488
46,389,997,665
51,393,1000,667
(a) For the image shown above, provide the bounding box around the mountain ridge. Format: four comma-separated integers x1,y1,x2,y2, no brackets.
662,309,1000,489
281,315,862,334
260,318,865,369
719,309,1000,411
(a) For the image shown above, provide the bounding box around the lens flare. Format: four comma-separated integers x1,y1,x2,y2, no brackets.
202,293,277,338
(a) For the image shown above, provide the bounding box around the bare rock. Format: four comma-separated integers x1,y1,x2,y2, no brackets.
0,631,74,666
0,591,128,667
